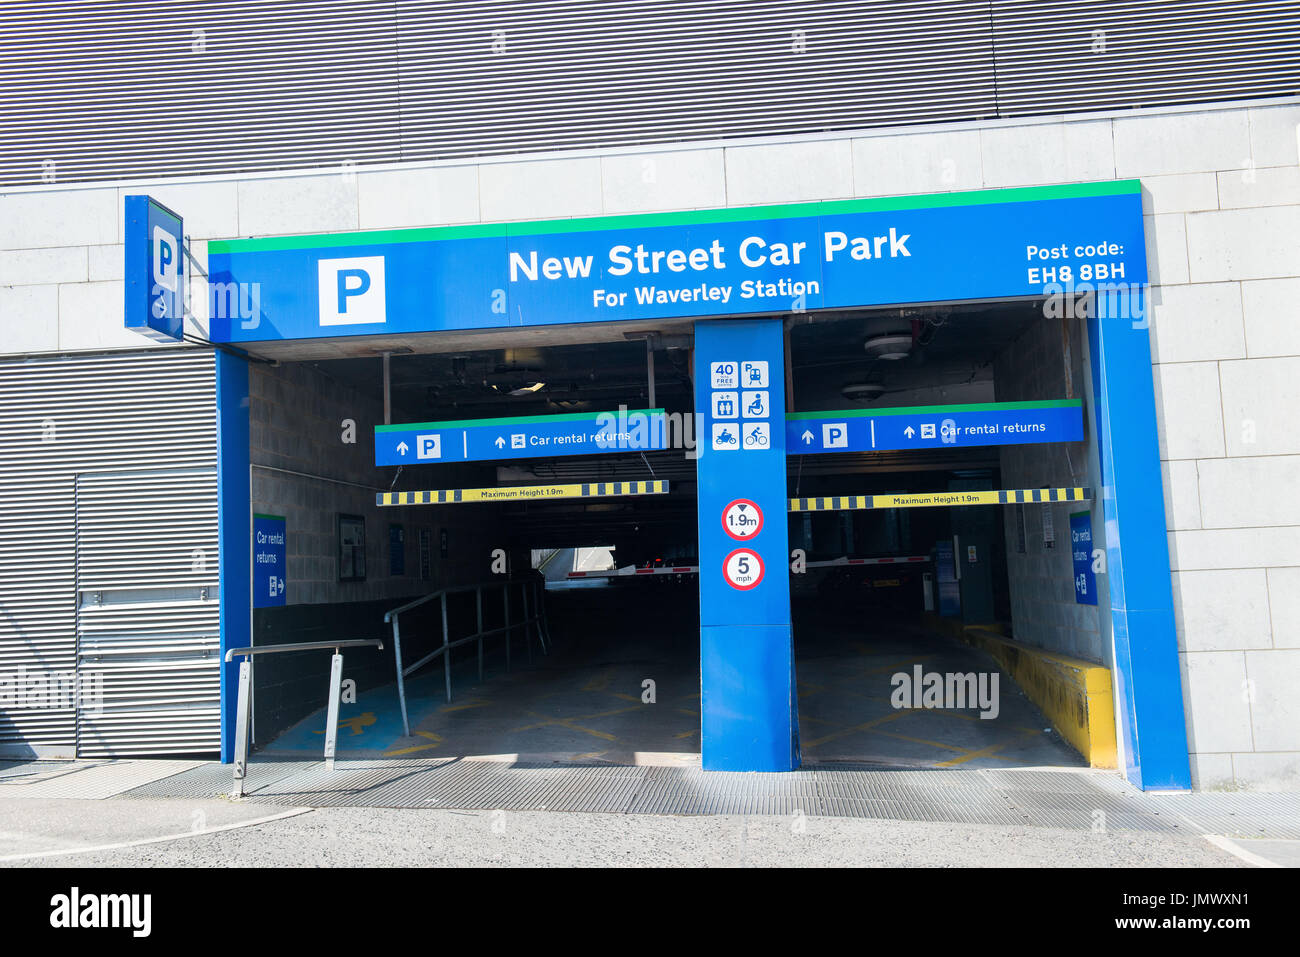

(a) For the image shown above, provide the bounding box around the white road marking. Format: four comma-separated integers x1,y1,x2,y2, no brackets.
0,807,313,862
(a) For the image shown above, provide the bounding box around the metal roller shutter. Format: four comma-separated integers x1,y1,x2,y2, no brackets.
0,0,1296,187
0,350,218,758
74,468,220,757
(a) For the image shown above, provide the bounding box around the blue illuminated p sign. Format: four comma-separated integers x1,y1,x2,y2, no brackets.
318,256,386,325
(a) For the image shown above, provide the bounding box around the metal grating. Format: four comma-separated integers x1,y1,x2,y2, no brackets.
116,759,312,798
0,758,205,797
1,0,1297,186
113,757,1300,837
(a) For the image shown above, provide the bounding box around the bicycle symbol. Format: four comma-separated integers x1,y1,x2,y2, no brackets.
744,427,769,447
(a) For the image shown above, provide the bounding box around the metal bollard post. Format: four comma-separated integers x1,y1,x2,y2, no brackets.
503,585,511,672
232,659,252,798
441,592,452,702
393,615,410,737
523,582,533,664
476,586,484,681
323,652,344,772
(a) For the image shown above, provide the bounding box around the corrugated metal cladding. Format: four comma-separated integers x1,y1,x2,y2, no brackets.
0,350,219,758
2,0,1297,186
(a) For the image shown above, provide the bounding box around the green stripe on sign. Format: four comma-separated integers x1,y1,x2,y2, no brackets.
210,181,1140,254
786,398,1082,421
376,408,664,431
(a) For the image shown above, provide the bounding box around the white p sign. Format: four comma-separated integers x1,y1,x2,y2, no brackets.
152,225,179,292
822,423,848,448
318,256,387,326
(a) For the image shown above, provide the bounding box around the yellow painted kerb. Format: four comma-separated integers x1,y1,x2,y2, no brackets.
960,626,1117,768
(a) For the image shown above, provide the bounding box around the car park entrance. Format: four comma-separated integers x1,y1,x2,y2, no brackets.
160,177,1191,789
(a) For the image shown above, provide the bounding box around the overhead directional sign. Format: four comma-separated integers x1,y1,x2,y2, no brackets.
375,409,666,467
786,399,1083,454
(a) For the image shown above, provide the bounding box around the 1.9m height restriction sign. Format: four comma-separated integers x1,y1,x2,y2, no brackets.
722,498,764,541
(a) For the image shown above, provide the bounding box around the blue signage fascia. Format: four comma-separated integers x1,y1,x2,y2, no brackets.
786,399,1084,454
374,408,667,467
124,195,185,342
252,513,286,608
207,181,1146,343
1070,510,1098,606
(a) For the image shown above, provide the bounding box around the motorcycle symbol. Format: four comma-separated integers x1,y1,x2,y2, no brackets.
716,427,738,445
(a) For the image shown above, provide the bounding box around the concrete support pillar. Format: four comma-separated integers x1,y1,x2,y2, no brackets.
694,319,799,771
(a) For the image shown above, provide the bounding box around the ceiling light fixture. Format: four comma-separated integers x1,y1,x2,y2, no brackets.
863,334,912,360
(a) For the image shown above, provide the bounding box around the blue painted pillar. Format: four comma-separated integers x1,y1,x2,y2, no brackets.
216,349,251,763
1089,289,1191,790
694,319,799,771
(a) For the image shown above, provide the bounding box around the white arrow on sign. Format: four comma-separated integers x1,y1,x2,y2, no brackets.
494,436,505,449
801,430,814,444
396,441,409,455
904,426,916,438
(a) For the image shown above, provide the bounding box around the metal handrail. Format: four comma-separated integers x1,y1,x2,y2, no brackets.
225,638,383,662
383,581,506,622
225,638,385,797
385,577,552,737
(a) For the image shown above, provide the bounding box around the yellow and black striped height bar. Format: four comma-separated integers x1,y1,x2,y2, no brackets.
789,487,1092,512
378,479,669,506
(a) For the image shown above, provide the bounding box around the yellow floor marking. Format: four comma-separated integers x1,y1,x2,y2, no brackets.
854,655,937,677
802,709,909,748
673,729,700,739
509,705,643,743
582,670,614,692
383,731,444,756
610,692,642,703
311,711,377,736
797,681,827,698
866,728,967,755
439,699,491,714
935,728,1042,767
910,706,1040,734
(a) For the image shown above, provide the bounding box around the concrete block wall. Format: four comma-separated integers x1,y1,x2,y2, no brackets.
2,96,1297,787
994,314,1105,664
249,359,505,606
